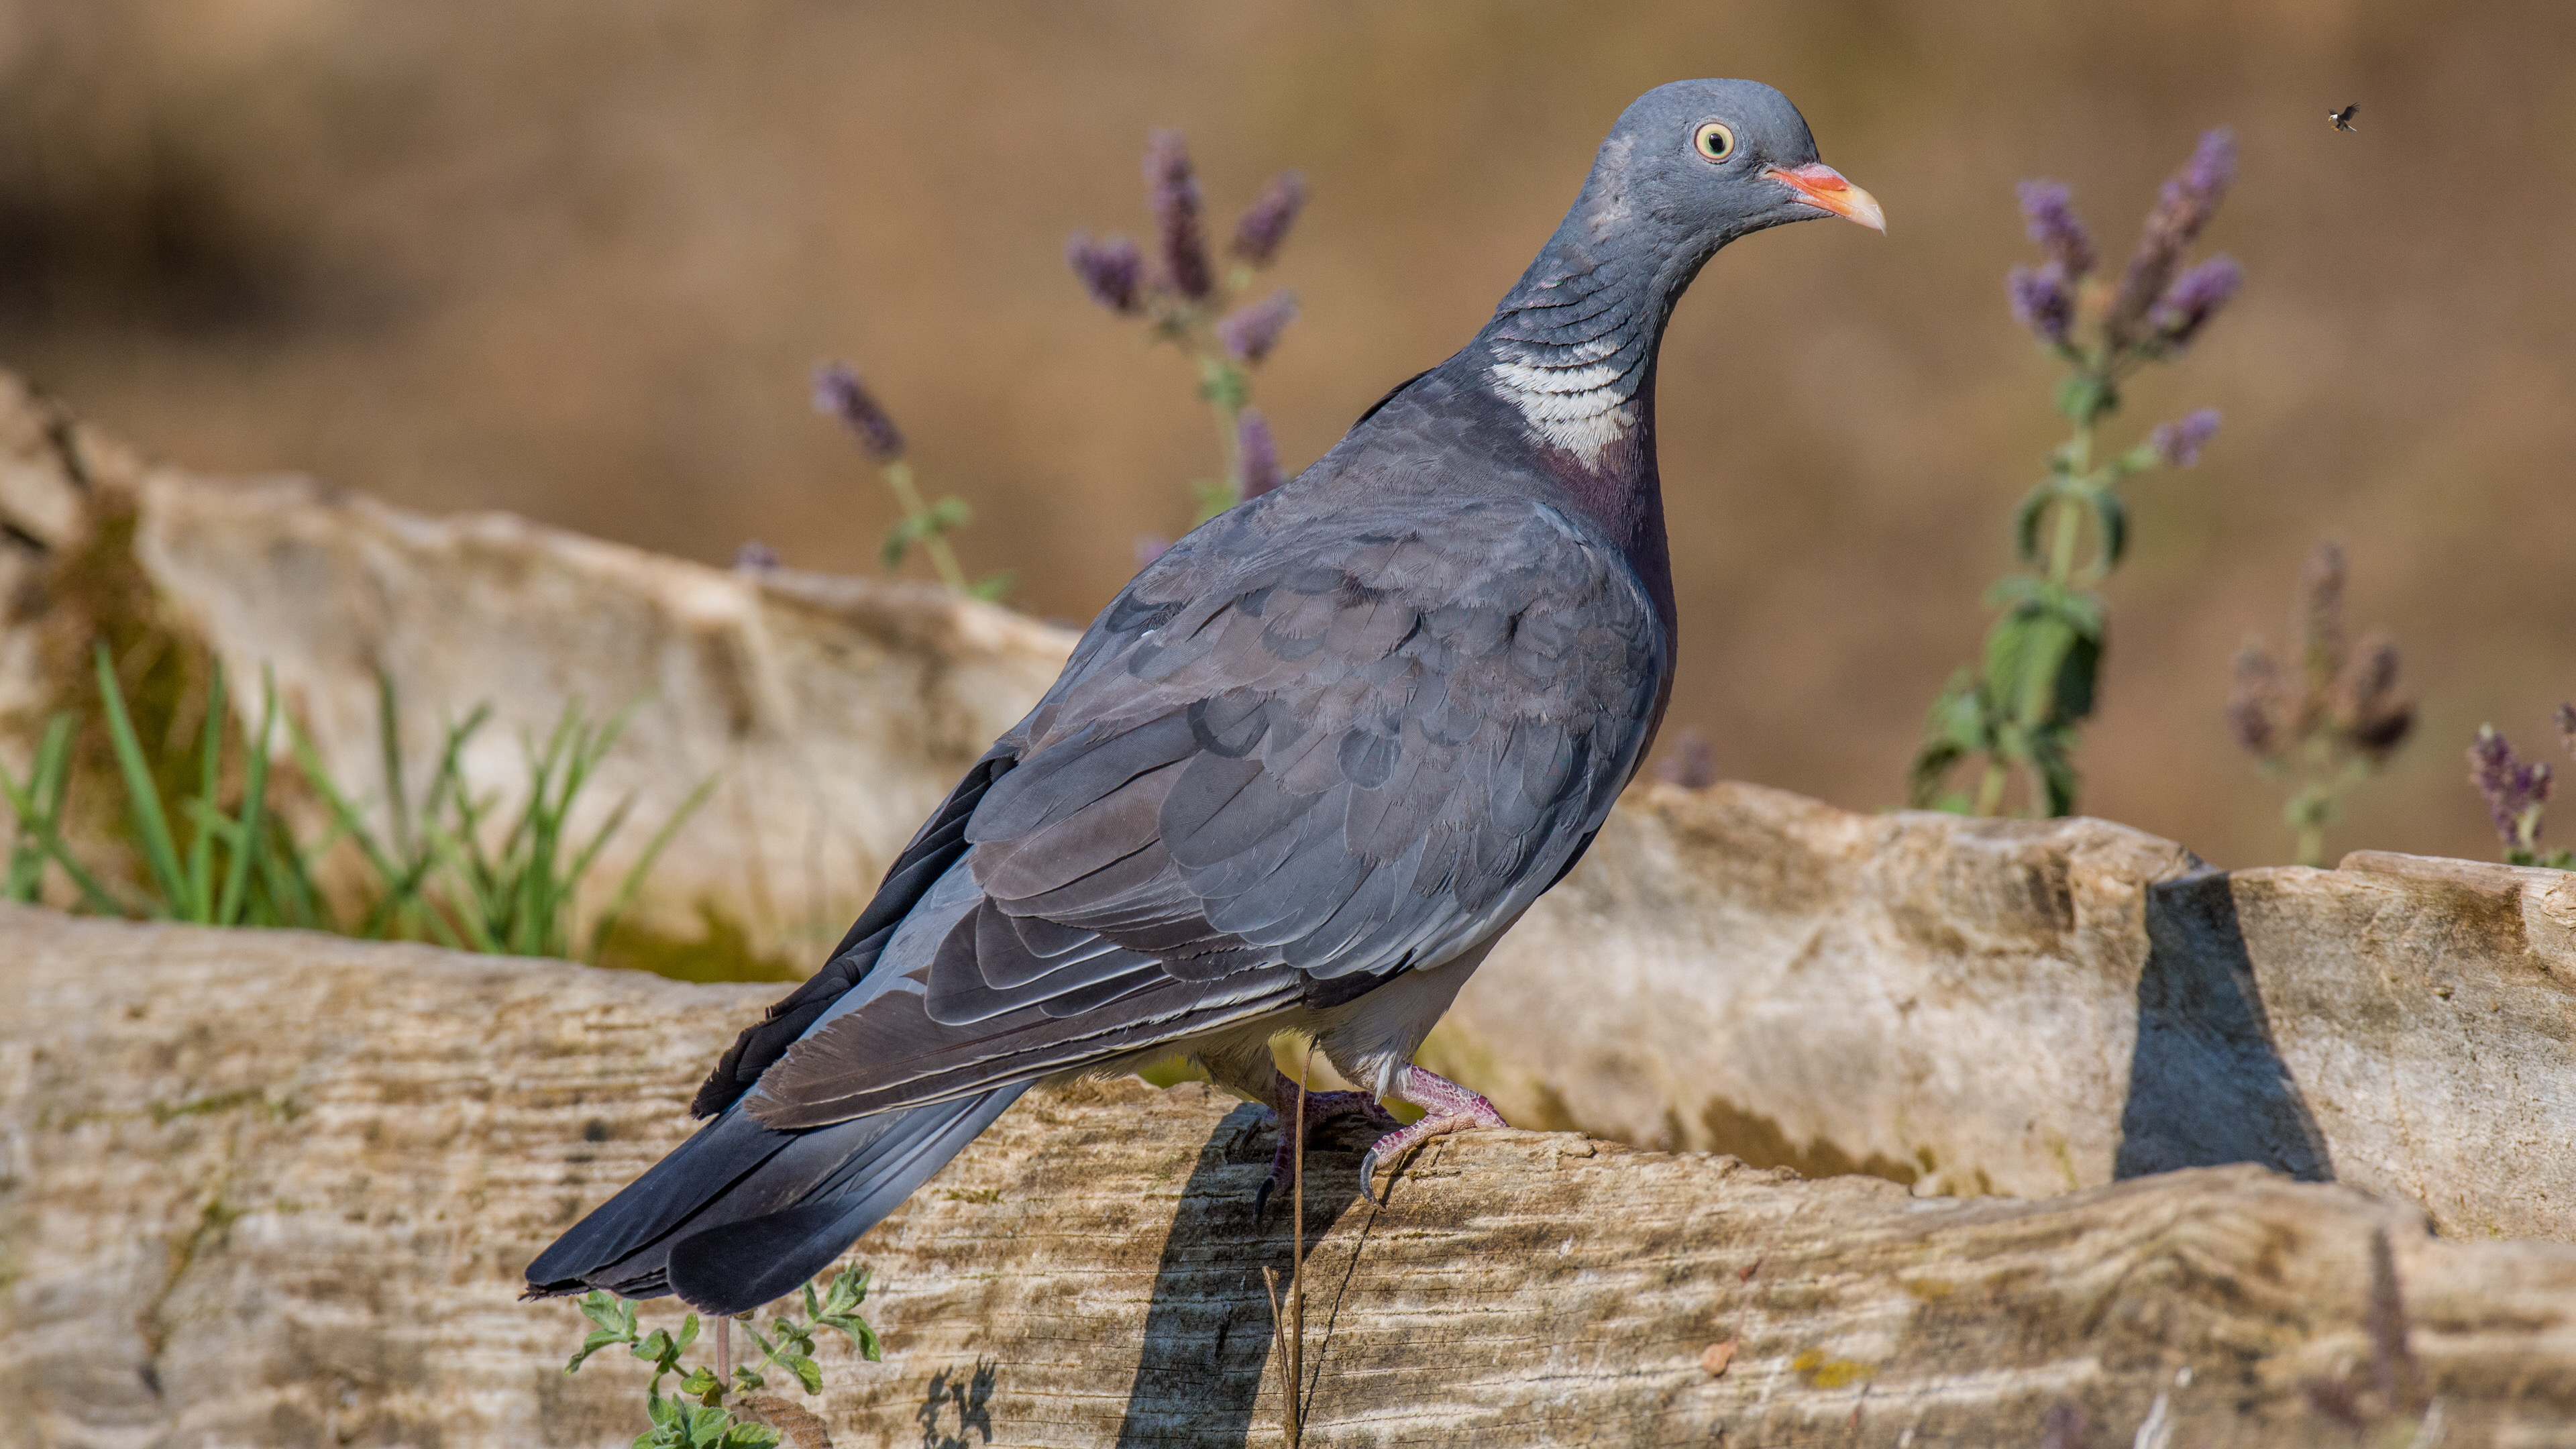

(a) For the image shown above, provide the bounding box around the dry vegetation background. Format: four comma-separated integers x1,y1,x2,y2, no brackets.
1,0,2569,871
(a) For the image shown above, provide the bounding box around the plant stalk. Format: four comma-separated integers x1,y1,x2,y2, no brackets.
1289,1044,1308,1446
880,460,969,592
1973,759,2009,818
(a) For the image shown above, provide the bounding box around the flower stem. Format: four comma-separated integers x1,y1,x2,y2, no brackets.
880,460,969,592
2047,405,2100,585
1974,759,2009,817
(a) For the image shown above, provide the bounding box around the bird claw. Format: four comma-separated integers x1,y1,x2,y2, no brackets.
1254,1087,1401,1216
1352,1069,1510,1205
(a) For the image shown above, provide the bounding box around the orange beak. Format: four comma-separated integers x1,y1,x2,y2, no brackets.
1762,161,1886,233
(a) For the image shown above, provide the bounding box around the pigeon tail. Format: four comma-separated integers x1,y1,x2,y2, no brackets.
527,1083,1028,1313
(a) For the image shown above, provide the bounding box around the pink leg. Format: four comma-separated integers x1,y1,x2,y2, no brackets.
1255,1070,1400,1218
1358,1065,1509,1202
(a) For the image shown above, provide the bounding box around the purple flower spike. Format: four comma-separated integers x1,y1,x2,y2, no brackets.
2109,127,2238,349
2149,408,2222,467
2017,180,2096,279
2007,262,2074,345
1232,170,1307,265
2469,725,2553,850
1216,290,1299,363
1235,407,1283,500
2150,255,2243,350
812,362,904,463
1144,129,1213,301
2180,127,2239,214
1066,231,1144,314
2228,641,2284,759
2558,702,2576,753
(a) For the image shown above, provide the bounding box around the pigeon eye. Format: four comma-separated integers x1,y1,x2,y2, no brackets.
1693,121,1737,162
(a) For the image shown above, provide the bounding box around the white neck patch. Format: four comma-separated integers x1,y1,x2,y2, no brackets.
1489,358,1637,467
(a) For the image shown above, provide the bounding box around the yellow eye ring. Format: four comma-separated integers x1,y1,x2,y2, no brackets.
1694,121,1737,162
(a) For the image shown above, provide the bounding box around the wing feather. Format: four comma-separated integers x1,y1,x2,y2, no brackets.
743,488,1664,1130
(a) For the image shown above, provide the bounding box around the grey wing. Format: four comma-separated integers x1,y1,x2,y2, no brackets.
749,496,1663,1129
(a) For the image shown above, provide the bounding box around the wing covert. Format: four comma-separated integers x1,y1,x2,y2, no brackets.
748,491,1664,1128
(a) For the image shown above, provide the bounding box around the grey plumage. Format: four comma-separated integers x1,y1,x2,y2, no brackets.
527,77,1881,1315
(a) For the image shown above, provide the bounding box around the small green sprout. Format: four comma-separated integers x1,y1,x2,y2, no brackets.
561,1271,879,1449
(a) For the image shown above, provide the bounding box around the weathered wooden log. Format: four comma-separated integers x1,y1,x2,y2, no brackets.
7,904,2575,1447
1441,786,2576,1240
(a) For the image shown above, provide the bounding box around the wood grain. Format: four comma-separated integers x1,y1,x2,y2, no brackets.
8,905,2576,1446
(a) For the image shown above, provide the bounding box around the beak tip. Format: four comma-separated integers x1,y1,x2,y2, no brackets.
1768,161,1887,234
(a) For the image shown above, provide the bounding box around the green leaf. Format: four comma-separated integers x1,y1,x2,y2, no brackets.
967,571,1016,602
722,1426,783,1449
678,1366,720,1398
829,1267,869,1311
731,1365,767,1393
2010,480,2057,565
1983,610,2064,729
2052,630,2102,727
851,1318,883,1363
928,496,973,530
2029,727,2084,817
1906,737,1957,804
580,1291,631,1333
1984,576,2105,639
566,1327,628,1374
1906,673,1989,808
784,1351,822,1395
2088,486,2128,569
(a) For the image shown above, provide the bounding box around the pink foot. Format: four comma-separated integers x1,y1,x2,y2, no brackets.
1358,1065,1509,1203
1255,1077,1399,1218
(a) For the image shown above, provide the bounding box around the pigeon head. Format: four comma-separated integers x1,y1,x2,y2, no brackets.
1588,78,1885,249
1475,79,1880,472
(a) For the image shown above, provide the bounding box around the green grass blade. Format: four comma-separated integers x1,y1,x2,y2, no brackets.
185,661,228,923
254,829,329,931
585,772,716,963
0,718,130,915
287,712,406,890
376,669,413,859
564,792,639,891
95,643,189,916
0,713,76,900
215,669,279,926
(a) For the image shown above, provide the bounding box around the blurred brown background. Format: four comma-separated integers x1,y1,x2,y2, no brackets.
3,0,2569,870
